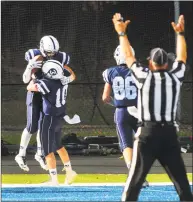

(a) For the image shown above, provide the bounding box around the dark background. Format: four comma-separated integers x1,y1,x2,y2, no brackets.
1,1,192,135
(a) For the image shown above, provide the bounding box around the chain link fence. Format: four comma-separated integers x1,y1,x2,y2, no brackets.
2,1,192,140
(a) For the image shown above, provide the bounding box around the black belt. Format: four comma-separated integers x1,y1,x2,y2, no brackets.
139,121,174,127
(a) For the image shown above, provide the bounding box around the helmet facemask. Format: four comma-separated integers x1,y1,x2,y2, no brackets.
39,35,59,58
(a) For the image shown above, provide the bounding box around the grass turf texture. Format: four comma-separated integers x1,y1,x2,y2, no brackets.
2,173,192,184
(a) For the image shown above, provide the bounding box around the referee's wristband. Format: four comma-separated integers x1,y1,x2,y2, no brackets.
177,32,185,36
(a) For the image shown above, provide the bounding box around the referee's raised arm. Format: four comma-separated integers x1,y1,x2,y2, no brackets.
112,13,193,202
170,15,187,82
112,13,136,68
171,15,187,64
112,14,148,89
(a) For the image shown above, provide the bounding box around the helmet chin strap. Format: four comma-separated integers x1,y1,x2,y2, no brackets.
45,51,58,59
43,72,52,79
46,55,53,60
40,50,46,57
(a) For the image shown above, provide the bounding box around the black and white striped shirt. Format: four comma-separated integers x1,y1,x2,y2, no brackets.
130,61,186,123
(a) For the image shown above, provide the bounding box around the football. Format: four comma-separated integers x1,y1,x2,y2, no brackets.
31,55,44,74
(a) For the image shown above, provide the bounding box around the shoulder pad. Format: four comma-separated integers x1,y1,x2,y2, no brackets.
103,67,115,83
59,51,70,65
25,49,41,61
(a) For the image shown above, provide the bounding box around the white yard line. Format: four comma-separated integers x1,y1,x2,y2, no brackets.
2,182,192,188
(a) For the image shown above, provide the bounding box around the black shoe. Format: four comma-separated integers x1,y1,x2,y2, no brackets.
142,180,149,188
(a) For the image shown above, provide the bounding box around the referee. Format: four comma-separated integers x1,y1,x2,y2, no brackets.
112,13,193,201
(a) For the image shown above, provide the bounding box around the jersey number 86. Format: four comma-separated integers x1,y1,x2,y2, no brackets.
113,76,137,100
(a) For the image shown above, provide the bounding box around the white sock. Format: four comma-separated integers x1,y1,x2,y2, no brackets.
49,168,58,183
127,161,131,170
36,130,42,156
18,128,32,156
64,161,72,172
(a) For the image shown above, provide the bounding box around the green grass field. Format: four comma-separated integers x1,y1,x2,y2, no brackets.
2,173,192,184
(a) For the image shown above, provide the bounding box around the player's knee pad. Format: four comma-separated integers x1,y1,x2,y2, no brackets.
43,147,55,157
117,123,133,146
26,107,40,134
26,96,42,134
119,141,133,152
26,123,38,134
122,142,133,151
26,125,38,134
119,143,124,152
55,144,63,152
44,151,51,157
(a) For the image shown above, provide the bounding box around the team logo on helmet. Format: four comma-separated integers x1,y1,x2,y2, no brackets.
48,68,57,76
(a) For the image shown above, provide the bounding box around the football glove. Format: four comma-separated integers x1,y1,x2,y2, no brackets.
60,76,72,85
27,58,42,70
63,114,81,124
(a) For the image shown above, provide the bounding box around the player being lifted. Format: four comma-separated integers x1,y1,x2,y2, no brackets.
102,45,148,187
27,60,77,185
15,35,76,172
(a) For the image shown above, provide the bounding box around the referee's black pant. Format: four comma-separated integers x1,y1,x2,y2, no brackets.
122,122,193,202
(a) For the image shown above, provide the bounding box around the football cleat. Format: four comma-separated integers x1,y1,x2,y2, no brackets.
34,153,48,171
41,180,59,186
64,170,77,185
15,155,29,172
142,180,149,188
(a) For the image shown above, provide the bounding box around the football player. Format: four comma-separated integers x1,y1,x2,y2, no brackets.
27,60,77,185
102,45,148,187
15,35,76,172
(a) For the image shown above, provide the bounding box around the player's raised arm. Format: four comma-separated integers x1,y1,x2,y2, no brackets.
60,67,75,86
171,15,187,64
23,58,42,84
112,13,136,68
64,65,76,82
